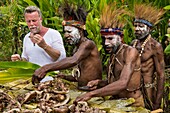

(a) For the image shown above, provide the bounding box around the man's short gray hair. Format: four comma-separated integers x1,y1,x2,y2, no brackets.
24,6,42,17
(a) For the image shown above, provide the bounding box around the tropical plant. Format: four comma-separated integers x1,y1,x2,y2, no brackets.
0,1,26,61
0,0,170,112
0,61,40,84
1,0,169,62
0,61,60,84
164,5,170,55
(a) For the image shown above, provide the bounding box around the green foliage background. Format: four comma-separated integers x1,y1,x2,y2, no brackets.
0,0,170,66
0,0,170,112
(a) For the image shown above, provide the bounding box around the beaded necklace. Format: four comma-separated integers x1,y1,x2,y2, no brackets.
133,35,151,57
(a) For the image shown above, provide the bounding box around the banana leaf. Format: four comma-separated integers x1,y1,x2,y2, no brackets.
0,68,35,84
67,88,150,113
0,61,40,70
0,61,40,84
164,44,170,54
0,61,59,84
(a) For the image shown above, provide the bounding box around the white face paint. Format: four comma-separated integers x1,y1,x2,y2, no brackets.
64,26,81,45
134,22,150,40
103,34,122,53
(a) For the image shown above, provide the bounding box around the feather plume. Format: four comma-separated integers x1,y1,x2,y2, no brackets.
59,0,89,24
134,3,165,26
100,3,132,29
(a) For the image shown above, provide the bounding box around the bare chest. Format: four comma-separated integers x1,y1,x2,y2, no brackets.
133,36,153,62
136,42,153,62
109,51,125,80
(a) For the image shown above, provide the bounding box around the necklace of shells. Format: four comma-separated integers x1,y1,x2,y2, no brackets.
133,35,151,57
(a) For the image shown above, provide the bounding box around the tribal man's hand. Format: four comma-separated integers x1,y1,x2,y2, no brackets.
32,67,47,85
32,74,41,85
74,92,92,104
86,79,100,90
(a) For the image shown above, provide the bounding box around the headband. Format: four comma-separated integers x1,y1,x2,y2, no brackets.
100,28,123,36
134,19,153,27
62,20,86,30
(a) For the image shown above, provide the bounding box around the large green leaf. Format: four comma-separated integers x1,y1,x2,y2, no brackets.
164,5,170,10
0,61,40,84
0,61,59,84
0,68,34,84
0,61,40,70
164,44,170,54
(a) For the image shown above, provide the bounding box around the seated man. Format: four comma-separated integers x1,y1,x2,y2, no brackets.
74,4,144,107
31,1,102,88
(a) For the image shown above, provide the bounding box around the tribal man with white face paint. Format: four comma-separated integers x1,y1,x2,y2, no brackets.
75,4,145,108
103,34,122,54
32,1,102,89
131,4,165,110
64,26,81,45
134,22,150,40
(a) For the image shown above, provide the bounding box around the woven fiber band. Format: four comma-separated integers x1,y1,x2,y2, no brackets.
62,20,86,30
134,19,153,27
100,28,123,36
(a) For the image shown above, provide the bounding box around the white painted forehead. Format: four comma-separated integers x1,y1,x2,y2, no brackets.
104,34,121,38
64,26,78,30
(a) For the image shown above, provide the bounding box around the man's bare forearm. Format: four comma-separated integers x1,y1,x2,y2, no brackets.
155,76,165,107
43,44,60,61
98,80,108,88
89,80,126,97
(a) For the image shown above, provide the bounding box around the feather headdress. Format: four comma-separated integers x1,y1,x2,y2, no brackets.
60,0,89,30
100,3,132,36
134,3,165,27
